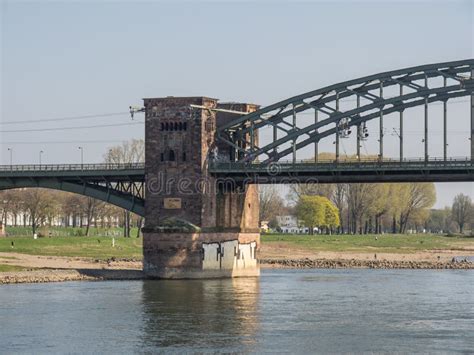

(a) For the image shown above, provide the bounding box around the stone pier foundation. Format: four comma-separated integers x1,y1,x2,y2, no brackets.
143,232,260,278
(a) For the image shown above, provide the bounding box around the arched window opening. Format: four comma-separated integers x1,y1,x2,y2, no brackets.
165,122,169,131
174,122,178,131
182,152,186,161
183,122,187,131
161,123,164,131
160,153,164,162
169,150,175,161
178,122,183,131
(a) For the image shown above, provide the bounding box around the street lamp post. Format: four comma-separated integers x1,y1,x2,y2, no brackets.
108,149,113,168
39,150,44,167
78,146,83,169
7,148,13,171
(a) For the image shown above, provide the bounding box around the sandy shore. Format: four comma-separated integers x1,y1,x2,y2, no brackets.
0,269,144,284
259,243,474,263
1,245,473,284
0,252,143,284
0,252,142,270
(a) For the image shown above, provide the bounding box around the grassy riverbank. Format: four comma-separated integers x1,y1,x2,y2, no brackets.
0,264,32,272
0,233,472,263
261,233,473,254
5,226,140,238
0,236,143,260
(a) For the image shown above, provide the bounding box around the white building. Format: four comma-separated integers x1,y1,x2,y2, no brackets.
275,215,319,234
276,215,298,228
276,215,304,234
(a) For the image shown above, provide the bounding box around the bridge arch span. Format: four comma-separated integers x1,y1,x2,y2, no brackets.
0,179,144,217
217,59,474,163
0,164,145,217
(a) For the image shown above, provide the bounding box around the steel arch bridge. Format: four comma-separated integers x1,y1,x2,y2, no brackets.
0,163,145,216
215,59,474,164
1,60,473,215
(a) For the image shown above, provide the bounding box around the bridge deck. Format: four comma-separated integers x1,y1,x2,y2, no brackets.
209,157,474,184
1,159,472,184
0,163,145,181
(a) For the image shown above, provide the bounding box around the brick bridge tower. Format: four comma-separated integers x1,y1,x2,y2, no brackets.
142,97,260,278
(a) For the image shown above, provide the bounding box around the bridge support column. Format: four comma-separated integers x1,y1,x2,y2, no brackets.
142,97,260,279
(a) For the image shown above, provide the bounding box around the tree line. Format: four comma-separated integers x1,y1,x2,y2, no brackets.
0,139,144,237
0,188,143,237
259,155,473,235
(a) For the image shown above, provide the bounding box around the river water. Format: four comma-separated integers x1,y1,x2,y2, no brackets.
0,269,473,353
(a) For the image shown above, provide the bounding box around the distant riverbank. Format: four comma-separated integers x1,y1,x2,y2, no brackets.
1,233,473,284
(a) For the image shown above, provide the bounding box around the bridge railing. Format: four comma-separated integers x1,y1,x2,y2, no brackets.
0,162,145,172
209,156,474,171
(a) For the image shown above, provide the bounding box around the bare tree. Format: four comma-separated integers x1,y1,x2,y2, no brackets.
288,183,334,202
0,190,15,226
331,184,347,233
259,186,285,223
78,196,104,236
346,184,373,234
22,189,54,236
398,183,436,233
104,139,144,237
452,193,472,234
104,139,144,165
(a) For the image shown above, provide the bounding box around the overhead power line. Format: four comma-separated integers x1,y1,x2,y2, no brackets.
0,121,144,133
2,112,130,125
0,139,139,145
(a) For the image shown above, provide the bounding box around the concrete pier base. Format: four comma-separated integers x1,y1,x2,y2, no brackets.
143,232,260,279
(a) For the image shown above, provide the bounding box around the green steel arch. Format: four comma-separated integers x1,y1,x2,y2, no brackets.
217,59,474,163
0,164,145,217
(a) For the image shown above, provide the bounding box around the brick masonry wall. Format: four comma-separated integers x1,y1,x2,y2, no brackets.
142,96,260,278
144,97,259,232
144,96,218,229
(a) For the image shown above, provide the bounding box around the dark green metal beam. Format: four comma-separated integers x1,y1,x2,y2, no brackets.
0,164,145,217
0,178,145,217
215,59,474,163
209,158,474,184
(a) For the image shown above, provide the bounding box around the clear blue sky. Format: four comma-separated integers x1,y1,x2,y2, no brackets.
1,0,473,207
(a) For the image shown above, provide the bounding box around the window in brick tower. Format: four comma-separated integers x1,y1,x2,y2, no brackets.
169,150,175,161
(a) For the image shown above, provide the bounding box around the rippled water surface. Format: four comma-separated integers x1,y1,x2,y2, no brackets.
1,269,473,353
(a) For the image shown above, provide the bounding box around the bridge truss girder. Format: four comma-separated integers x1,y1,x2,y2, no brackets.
0,177,145,217
216,59,474,163
209,158,474,184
